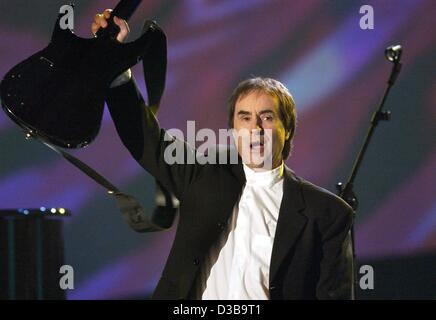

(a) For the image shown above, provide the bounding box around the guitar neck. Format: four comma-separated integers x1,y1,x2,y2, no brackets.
95,0,142,38
112,0,142,21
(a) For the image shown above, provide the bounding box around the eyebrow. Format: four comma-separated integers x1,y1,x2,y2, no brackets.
258,109,275,115
236,109,275,116
237,110,251,116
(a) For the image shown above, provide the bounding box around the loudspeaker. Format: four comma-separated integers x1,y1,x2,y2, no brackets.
0,208,70,300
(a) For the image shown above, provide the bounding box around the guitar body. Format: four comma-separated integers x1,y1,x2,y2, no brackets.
1,12,159,148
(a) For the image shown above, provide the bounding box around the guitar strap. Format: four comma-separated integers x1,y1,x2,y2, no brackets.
32,20,178,232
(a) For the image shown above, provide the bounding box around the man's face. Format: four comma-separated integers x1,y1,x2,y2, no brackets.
232,90,289,170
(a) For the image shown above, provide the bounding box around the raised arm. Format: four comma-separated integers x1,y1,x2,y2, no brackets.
93,9,201,200
106,77,201,200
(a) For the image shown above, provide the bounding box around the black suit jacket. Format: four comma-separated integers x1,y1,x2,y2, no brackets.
106,78,354,300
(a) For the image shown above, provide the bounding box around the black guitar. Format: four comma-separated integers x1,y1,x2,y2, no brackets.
0,0,166,148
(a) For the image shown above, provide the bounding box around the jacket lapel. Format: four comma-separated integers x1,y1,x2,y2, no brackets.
216,160,246,224
269,166,307,284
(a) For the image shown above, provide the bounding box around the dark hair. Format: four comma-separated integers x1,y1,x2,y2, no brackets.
227,77,297,159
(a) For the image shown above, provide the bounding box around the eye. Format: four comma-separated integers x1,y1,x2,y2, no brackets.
262,114,274,121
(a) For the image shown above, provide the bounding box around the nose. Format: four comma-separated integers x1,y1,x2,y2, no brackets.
255,115,261,127
254,115,264,135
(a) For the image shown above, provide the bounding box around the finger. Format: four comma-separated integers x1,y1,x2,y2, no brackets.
103,9,112,19
94,13,108,28
113,16,128,31
113,16,130,42
91,22,99,35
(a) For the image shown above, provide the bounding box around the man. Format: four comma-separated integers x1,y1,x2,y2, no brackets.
94,9,354,300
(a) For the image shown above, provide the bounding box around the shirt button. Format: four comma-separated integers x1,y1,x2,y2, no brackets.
193,258,200,266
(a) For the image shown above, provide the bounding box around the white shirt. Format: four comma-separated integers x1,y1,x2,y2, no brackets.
201,162,284,300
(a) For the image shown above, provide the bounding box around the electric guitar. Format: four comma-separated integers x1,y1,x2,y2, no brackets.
0,0,166,148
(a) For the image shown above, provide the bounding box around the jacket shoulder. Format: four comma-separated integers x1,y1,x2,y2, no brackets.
295,174,354,225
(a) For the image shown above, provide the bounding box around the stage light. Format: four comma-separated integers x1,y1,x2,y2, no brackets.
59,208,66,214
50,208,57,213
40,207,46,212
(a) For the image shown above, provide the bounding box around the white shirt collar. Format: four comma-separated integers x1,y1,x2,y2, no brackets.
242,162,284,187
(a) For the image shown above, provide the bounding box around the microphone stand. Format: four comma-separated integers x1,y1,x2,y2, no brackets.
336,45,403,300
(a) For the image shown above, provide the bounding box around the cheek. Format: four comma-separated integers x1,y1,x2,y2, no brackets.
271,127,286,149
233,121,241,131
232,128,250,152
235,118,253,131
232,118,244,131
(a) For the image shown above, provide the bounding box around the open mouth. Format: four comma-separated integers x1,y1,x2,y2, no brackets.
250,140,265,149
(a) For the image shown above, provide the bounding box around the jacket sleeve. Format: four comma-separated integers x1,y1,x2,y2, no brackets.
105,77,202,201
316,203,354,300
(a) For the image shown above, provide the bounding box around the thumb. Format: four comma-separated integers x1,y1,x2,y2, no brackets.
113,16,130,42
